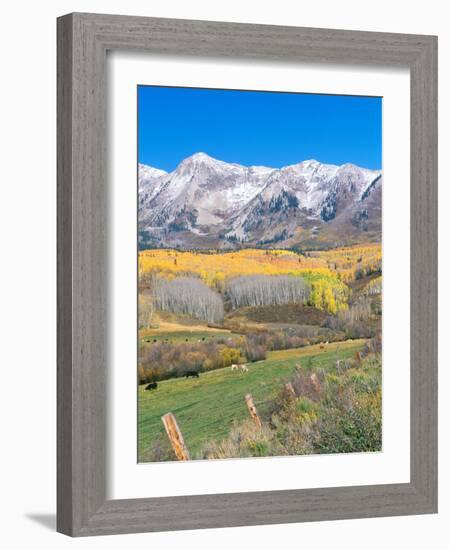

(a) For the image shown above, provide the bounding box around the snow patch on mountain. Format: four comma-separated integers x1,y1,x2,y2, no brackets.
138,163,167,205
138,153,382,248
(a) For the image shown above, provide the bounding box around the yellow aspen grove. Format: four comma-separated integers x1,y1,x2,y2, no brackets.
138,248,357,313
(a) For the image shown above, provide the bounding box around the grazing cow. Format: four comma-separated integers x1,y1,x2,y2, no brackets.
231,364,248,373
185,370,199,379
145,381,158,391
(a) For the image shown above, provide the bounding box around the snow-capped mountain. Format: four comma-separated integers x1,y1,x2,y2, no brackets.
138,153,382,249
138,163,168,205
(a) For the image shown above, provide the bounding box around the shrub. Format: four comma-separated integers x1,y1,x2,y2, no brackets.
183,351,207,372
323,296,380,339
293,370,325,401
140,437,176,462
311,354,382,453
312,389,381,453
199,420,284,460
219,346,242,367
365,333,382,354
245,342,267,362
196,351,382,459
139,338,247,381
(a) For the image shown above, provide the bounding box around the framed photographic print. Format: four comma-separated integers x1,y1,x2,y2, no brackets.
57,13,438,536
136,85,383,463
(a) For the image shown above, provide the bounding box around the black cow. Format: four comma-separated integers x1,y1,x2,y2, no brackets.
145,381,158,391
185,371,199,379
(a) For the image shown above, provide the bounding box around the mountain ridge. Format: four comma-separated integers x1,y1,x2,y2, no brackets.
138,153,382,250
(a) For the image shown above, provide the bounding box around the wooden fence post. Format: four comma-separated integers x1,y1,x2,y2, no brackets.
161,412,190,461
245,393,262,428
310,373,321,393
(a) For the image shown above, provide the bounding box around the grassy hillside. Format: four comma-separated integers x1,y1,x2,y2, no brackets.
138,339,365,460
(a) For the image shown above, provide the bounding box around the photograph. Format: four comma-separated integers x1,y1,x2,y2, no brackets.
137,85,382,462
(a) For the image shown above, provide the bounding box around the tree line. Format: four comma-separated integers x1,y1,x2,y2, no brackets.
226,274,309,309
153,276,224,324
146,274,312,327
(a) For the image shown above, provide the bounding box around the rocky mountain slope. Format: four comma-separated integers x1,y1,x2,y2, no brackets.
138,152,382,249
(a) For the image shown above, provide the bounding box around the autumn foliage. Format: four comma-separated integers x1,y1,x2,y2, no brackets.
137,246,380,314
306,243,382,282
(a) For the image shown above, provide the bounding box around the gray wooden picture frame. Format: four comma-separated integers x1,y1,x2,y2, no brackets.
57,12,438,537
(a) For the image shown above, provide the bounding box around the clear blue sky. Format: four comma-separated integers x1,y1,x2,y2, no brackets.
138,86,382,172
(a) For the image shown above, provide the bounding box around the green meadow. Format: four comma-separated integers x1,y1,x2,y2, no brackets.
138,339,365,459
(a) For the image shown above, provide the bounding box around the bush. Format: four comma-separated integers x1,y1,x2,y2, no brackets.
323,296,381,339
220,346,242,367
138,338,246,382
365,333,382,354
183,351,207,372
290,369,325,402
310,354,382,453
199,420,284,460
312,389,381,453
196,352,382,459
140,437,177,462
245,342,267,362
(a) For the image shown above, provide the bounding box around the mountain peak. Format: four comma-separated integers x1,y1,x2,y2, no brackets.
191,151,213,160
339,162,374,172
184,152,218,164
